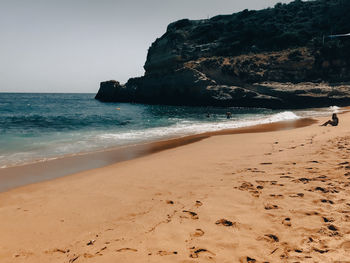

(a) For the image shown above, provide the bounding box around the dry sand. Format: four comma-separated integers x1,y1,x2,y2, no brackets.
1,112,350,262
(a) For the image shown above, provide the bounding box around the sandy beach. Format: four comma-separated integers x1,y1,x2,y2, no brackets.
1,112,350,263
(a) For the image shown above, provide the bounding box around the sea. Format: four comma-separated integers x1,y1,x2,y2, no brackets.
0,93,340,169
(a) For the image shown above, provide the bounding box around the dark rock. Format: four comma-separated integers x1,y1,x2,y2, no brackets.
95,80,130,102
96,0,350,108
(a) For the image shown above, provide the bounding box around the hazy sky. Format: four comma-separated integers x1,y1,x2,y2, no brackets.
0,0,292,93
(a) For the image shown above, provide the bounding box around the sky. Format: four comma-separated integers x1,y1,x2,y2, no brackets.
0,0,292,93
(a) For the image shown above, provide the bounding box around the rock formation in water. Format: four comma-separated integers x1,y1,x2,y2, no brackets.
96,0,350,109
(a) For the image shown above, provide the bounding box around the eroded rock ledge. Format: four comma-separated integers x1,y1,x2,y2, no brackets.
95,47,350,109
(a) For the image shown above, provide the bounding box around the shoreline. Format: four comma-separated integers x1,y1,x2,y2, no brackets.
0,112,349,262
0,117,316,193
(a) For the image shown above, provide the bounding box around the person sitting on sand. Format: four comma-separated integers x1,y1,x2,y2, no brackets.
321,113,339,126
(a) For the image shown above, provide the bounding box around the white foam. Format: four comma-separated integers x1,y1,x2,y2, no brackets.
96,111,300,145
329,106,340,113
294,105,343,118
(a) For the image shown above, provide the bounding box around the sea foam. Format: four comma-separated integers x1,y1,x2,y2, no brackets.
96,111,300,145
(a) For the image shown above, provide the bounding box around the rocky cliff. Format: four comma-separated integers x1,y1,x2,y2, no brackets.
96,0,350,109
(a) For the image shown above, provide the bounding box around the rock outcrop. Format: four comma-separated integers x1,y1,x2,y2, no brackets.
96,0,350,109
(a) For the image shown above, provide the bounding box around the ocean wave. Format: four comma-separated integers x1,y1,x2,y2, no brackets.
329,106,341,113
96,111,300,143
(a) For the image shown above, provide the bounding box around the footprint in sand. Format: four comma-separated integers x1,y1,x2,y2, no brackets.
95,246,107,255
316,186,330,193
322,216,334,223
189,247,216,258
239,256,258,262
297,178,311,184
282,217,291,227
69,255,80,263
327,224,338,231
190,229,205,237
182,210,199,220
314,175,328,182
238,182,261,197
289,193,304,198
195,200,203,207
239,182,255,190
320,199,334,204
261,234,279,243
49,248,70,254
313,248,329,254
157,250,178,256
83,253,94,258
245,256,257,262
280,175,293,179
215,219,236,227
304,211,320,217
264,204,279,210
269,194,284,199
116,248,138,252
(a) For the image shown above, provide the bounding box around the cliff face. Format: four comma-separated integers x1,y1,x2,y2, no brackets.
96,0,350,109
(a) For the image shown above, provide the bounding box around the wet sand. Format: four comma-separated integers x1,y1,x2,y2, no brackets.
1,114,350,262
0,118,315,192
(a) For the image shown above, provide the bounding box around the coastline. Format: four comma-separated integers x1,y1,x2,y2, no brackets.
1,112,350,262
0,118,315,193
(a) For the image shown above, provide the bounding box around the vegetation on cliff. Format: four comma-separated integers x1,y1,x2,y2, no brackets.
199,0,349,53
145,0,350,73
